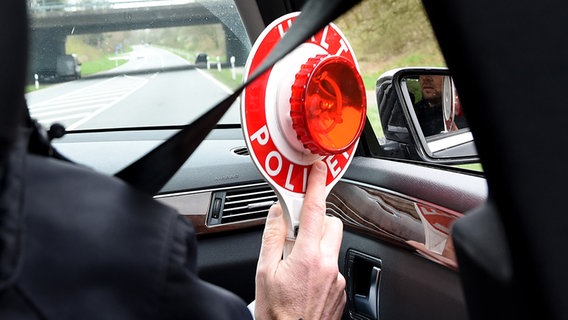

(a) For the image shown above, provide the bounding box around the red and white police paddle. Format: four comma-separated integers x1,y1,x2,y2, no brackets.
241,12,366,257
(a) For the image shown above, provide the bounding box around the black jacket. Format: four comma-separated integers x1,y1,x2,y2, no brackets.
0,1,251,319
0,131,252,320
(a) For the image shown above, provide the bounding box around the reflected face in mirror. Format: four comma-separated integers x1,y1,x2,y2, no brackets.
413,75,447,136
379,68,478,160
407,74,468,137
418,75,444,107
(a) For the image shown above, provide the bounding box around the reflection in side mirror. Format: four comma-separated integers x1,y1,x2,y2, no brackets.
376,67,478,163
406,74,468,136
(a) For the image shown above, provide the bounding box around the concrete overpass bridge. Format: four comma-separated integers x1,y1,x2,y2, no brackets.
27,0,250,80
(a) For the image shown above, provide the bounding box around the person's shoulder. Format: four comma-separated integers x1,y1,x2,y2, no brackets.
414,99,429,111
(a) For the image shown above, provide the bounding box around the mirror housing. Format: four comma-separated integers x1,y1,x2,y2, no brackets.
376,67,478,164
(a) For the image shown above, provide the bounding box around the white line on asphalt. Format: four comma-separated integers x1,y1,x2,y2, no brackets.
66,76,149,130
28,77,118,109
194,67,233,94
32,104,107,117
38,113,90,124
31,96,124,111
28,75,150,129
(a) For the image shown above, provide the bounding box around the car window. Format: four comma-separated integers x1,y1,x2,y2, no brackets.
334,0,446,141
26,0,482,174
25,0,251,131
334,1,483,173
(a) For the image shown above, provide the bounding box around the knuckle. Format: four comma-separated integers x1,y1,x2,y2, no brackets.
327,215,344,229
255,263,269,278
300,250,321,267
320,262,339,279
337,273,346,290
341,290,347,305
261,230,274,244
302,200,326,215
261,227,281,246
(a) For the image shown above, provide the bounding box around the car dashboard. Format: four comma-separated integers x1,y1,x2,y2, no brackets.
53,126,275,236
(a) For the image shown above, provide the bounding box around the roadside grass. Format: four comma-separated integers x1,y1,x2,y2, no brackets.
24,54,129,93
157,46,195,61
205,68,243,90
26,37,132,93
25,84,48,93
160,46,244,90
360,43,446,90
80,54,129,76
366,106,384,139
67,36,131,76
454,163,484,172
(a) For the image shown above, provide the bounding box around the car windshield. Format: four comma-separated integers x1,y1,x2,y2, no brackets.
25,0,251,131
25,0,477,171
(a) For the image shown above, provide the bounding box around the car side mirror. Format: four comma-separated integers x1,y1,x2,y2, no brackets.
376,67,478,164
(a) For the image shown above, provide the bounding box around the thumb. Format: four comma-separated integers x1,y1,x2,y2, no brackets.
257,203,286,272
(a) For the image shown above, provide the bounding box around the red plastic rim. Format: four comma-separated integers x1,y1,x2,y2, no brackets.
290,54,367,155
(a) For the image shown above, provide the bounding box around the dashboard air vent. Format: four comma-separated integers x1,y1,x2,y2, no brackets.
208,183,277,226
232,146,250,156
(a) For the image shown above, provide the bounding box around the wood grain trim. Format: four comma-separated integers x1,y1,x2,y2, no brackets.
327,181,460,270
156,189,266,236
156,180,460,269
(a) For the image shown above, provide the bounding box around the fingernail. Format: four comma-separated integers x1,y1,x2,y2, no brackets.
267,203,282,219
314,161,326,172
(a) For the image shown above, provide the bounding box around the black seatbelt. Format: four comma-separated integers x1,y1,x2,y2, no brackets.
115,0,363,195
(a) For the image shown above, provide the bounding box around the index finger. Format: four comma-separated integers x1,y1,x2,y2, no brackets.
293,160,328,253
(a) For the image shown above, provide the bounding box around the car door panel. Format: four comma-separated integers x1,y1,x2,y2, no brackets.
196,228,263,305
328,156,487,319
339,232,467,320
343,157,487,213
165,154,486,318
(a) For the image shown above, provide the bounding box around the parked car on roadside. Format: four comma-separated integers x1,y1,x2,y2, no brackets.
195,52,208,67
56,54,81,81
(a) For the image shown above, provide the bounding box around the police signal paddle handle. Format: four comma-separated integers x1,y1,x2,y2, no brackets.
241,12,366,257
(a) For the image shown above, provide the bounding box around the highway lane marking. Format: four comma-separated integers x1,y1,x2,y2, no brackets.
29,53,233,129
32,95,127,111
28,75,149,129
33,104,107,117
39,113,91,124
66,76,149,130
28,76,117,107
194,67,233,94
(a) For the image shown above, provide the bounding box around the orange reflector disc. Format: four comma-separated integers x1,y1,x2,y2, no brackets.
290,54,367,155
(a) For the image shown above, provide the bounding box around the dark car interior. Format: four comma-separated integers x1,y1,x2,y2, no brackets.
197,0,568,319
146,0,485,319
4,0,568,319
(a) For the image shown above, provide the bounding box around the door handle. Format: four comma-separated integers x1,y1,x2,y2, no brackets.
353,266,380,319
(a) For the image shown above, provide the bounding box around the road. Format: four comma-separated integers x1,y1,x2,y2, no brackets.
26,45,239,131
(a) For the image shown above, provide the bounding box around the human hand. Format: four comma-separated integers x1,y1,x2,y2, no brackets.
254,160,346,319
